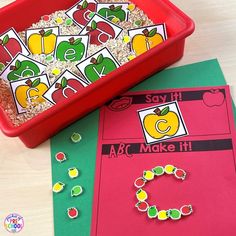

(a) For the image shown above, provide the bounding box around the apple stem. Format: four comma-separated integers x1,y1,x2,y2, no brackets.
26,79,32,87
142,29,149,37
109,5,115,10
154,108,161,116
86,26,93,32
90,57,97,64
55,83,63,89
39,29,45,36
69,37,75,45
77,5,82,10
0,39,3,45
10,65,17,71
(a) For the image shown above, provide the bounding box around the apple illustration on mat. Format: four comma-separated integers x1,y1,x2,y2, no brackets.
7,59,41,81
56,37,85,62
28,29,57,55
98,5,126,22
203,90,225,107
84,53,117,82
72,0,97,27
0,34,22,65
131,28,164,56
15,78,48,109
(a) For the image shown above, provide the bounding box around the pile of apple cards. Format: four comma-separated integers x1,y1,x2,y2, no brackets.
0,0,167,115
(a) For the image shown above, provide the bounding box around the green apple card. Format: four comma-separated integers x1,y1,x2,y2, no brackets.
43,69,88,105
9,74,50,114
80,14,123,45
0,27,30,66
54,36,89,62
65,0,98,29
76,47,120,83
0,53,47,82
25,26,59,55
128,24,167,56
97,3,129,22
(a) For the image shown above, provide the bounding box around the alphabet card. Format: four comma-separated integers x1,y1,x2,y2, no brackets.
79,14,123,45
0,28,30,66
25,26,59,55
97,3,129,22
76,47,120,83
54,36,89,62
138,101,188,144
0,53,47,82
10,74,50,114
91,85,236,236
43,70,88,105
65,0,98,28
128,24,167,56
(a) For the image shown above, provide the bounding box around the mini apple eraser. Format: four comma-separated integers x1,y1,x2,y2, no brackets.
67,207,79,219
55,152,67,163
68,167,79,179
71,185,83,197
53,181,65,193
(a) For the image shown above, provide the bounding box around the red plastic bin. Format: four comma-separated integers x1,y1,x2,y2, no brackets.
0,0,195,148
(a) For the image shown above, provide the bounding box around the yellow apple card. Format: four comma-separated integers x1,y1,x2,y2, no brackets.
9,74,50,114
79,14,123,45
25,26,59,55
138,101,188,144
0,53,47,82
0,28,30,66
96,3,129,22
43,69,88,105
65,0,98,28
54,35,89,62
128,24,167,56
76,47,120,83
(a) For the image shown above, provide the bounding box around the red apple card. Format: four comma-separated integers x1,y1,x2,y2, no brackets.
10,74,50,114
25,26,59,55
79,14,123,45
76,47,120,83
91,85,236,236
128,24,167,56
43,69,88,105
0,28,30,66
65,0,98,28
0,53,47,82
96,3,130,22
54,35,89,62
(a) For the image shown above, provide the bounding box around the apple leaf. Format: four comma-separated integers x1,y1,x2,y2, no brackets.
44,29,53,37
32,78,40,88
97,54,104,64
61,77,68,88
148,28,157,37
74,38,82,45
114,5,122,12
160,106,169,116
91,20,97,30
3,34,9,45
82,0,88,9
15,60,21,69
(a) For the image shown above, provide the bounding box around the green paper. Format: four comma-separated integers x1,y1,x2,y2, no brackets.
51,59,236,236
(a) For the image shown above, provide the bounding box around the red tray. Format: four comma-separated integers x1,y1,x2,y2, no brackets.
0,0,194,148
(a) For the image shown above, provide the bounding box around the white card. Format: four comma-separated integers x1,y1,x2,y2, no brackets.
43,70,88,105
54,35,89,62
10,74,50,114
79,14,123,45
138,101,188,145
97,3,129,22
65,0,98,28
0,27,30,65
0,53,46,82
25,26,59,55
76,47,120,83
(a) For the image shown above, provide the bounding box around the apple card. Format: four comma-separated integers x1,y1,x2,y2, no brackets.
54,35,89,62
25,26,59,55
43,70,88,105
138,101,188,145
0,28,30,66
9,74,50,114
79,14,123,45
97,3,129,22
128,24,167,56
0,53,47,82
65,0,98,28
76,47,120,83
